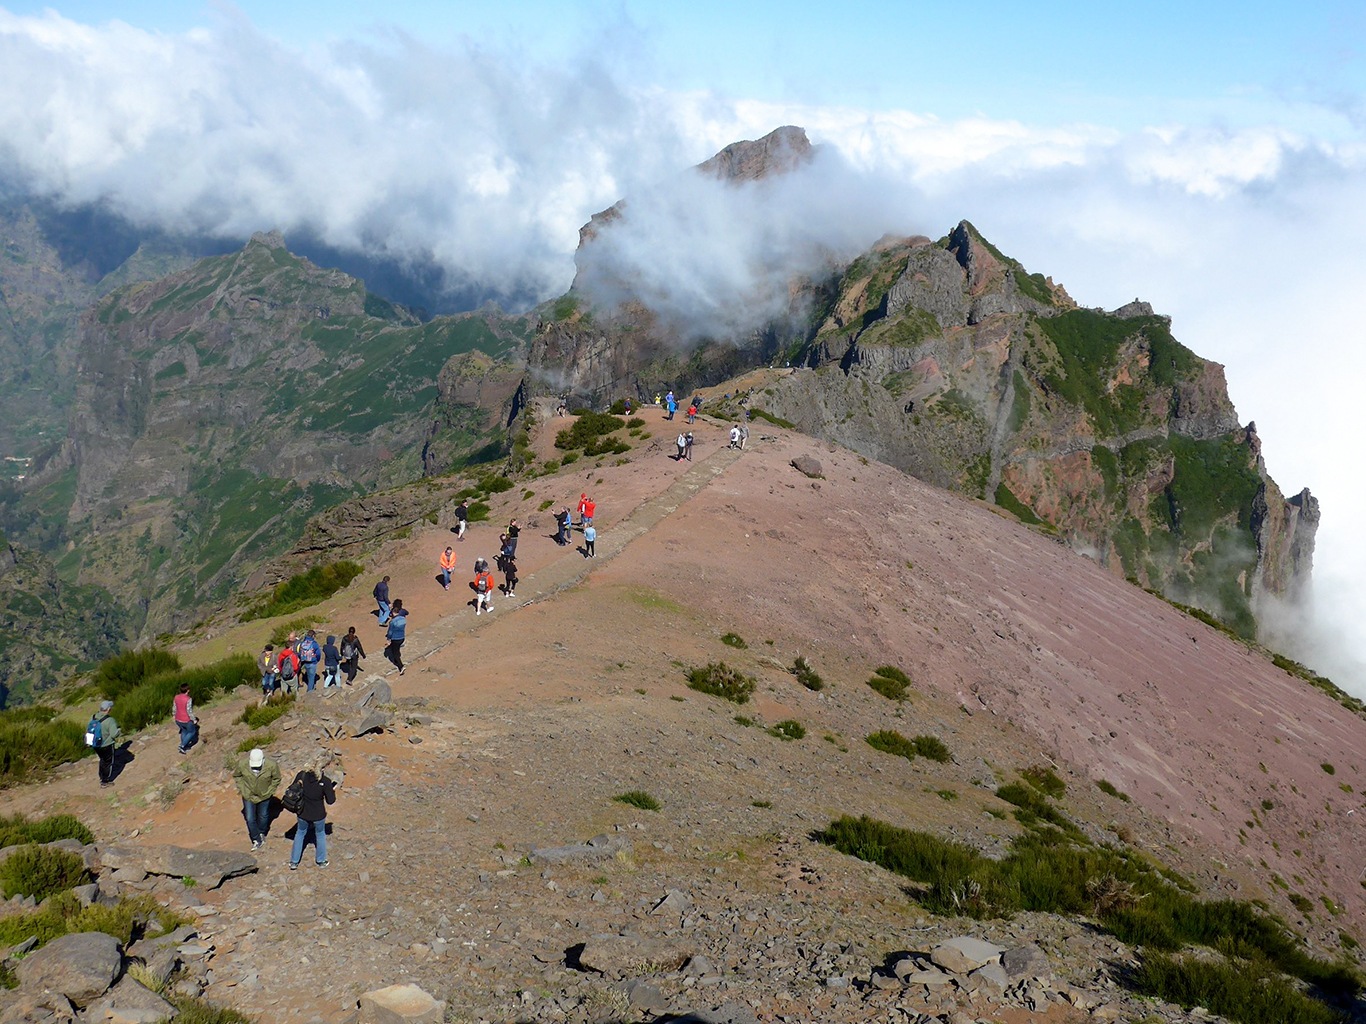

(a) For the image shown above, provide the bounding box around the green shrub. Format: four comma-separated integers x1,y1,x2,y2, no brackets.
0,846,89,900
245,561,363,621
164,997,254,1024
609,399,629,415
626,417,645,428
866,665,911,701
93,648,182,700
236,731,275,753
867,730,918,761
1097,779,1131,802
792,656,823,690
749,408,795,429
1321,762,1336,775
752,800,772,809
237,694,295,730
113,654,259,733
1133,951,1340,1024
686,663,756,704
1021,765,1067,798
0,713,91,788
613,790,660,811
768,720,805,741
555,412,625,451
720,632,747,649
538,500,554,511
466,501,491,522
0,815,94,848
0,892,182,954
267,616,321,648
479,474,514,494
560,451,579,465
913,735,952,763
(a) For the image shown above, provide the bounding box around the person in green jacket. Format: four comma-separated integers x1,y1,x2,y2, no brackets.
90,700,122,788
232,747,281,851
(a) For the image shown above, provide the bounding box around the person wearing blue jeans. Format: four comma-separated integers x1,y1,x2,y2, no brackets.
373,575,391,625
233,748,280,852
289,763,336,869
296,631,321,692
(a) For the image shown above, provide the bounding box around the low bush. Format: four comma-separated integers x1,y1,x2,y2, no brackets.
1097,779,1131,802
913,735,952,763
686,663,756,704
267,616,321,648
0,892,183,953
768,720,805,741
749,408,794,429
720,632,748,649
479,474,514,494
0,711,91,788
238,694,295,730
866,665,911,701
867,730,918,761
166,997,255,1024
584,435,630,457
466,501,491,523
245,561,363,621
556,412,625,451
613,790,661,811
113,654,259,733
561,451,580,465
0,845,89,901
626,417,645,428
93,648,181,700
236,731,276,753
792,656,823,690
1021,765,1067,798
1133,951,1340,1024
0,815,94,848
996,782,1077,833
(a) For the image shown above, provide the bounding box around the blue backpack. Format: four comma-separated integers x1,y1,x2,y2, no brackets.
85,717,102,748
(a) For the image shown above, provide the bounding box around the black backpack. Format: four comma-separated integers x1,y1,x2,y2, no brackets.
282,777,304,814
280,658,296,682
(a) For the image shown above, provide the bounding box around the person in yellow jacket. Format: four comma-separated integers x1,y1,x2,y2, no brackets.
439,546,457,591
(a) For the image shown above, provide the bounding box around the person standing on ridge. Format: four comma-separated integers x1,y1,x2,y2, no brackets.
506,518,520,557
297,630,322,692
277,642,301,695
739,422,749,450
384,600,408,676
321,634,341,688
654,392,661,407
581,497,596,530
453,500,468,541
473,559,495,615
439,546,457,590
676,432,687,461
684,432,694,461
584,523,597,558
728,425,741,449
374,575,392,624
88,701,121,788
339,627,365,683
233,746,280,851
665,392,677,420
576,493,588,528
287,755,336,870
258,643,278,696
624,396,632,415
686,403,697,424
503,552,518,599
556,506,571,546
172,682,198,754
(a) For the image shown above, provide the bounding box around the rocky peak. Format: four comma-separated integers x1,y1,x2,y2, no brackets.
695,125,814,183
248,229,286,249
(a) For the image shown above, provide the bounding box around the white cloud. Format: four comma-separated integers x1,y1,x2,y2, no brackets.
2,6,1364,691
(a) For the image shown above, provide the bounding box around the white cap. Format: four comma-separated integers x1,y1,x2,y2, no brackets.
248,749,264,768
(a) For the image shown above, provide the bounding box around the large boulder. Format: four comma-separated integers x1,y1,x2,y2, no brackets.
928,936,1004,974
86,976,179,1023
356,680,392,709
357,984,445,1024
576,933,692,978
98,846,256,889
790,455,823,479
530,833,632,867
13,932,121,1006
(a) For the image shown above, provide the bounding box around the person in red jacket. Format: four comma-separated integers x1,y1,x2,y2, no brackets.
582,497,596,528
576,493,588,528
686,404,697,424
277,644,301,694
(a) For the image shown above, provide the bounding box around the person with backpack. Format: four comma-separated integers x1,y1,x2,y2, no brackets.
339,627,365,683
676,432,687,461
172,682,199,754
374,575,392,625
296,630,322,692
503,553,518,599
439,546,457,590
321,635,342,688
233,746,280,851
88,701,121,788
258,644,278,696
453,501,468,541
728,425,741,449
277,643,301,695
384,600,408,675
583,523,597,558
473,559,495,615
285,755,336,870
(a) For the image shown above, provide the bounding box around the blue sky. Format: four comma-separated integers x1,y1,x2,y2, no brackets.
11,0,1366,133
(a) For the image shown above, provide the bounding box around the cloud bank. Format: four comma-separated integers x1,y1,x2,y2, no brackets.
3,7,1366,692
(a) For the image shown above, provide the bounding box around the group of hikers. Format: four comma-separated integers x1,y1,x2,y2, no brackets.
230,746,337,867
258,626,370,693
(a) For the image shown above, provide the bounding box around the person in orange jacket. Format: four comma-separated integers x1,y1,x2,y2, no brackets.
439,546,457,590
582,497,596,527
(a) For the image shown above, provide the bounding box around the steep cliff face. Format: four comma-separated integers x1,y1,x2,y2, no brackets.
23,233,527,634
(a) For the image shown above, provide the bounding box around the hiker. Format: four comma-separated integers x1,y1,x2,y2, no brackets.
439,546,457,590
277,643,301,695
233,747,280,851
88,701,121,788
297,630,322,692
624,396,632,415
321,635,342,688
581,498,595,529
453,500,468,540
374,575,392,624
286,756,336,870
676,432,687,461
686,403,697,424
684,432,694,461
339,627,365,683
172,682,199,754
506,518,520,557
584,523,597,558
258,644,278,696
728,425,741,449
555,506,571,546
665,392,677,420
503,553,518,598
739,423,749,450
473,559,495,615
576,493,588,527
384,600,408,676
654,393,661,407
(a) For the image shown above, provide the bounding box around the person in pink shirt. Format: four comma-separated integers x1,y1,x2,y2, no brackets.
172,682,199,754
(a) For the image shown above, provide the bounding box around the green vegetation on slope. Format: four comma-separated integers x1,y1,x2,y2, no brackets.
244,560,364,620
0,707,91,787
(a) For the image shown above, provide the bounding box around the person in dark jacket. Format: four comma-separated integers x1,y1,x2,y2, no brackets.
453,500,469,540
90,700,122,788
321,635,341,688
288,757,336,869
506,518,520,557
555,506,571,546
374,575,392,625
385,599,408,675
339,627,365,683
